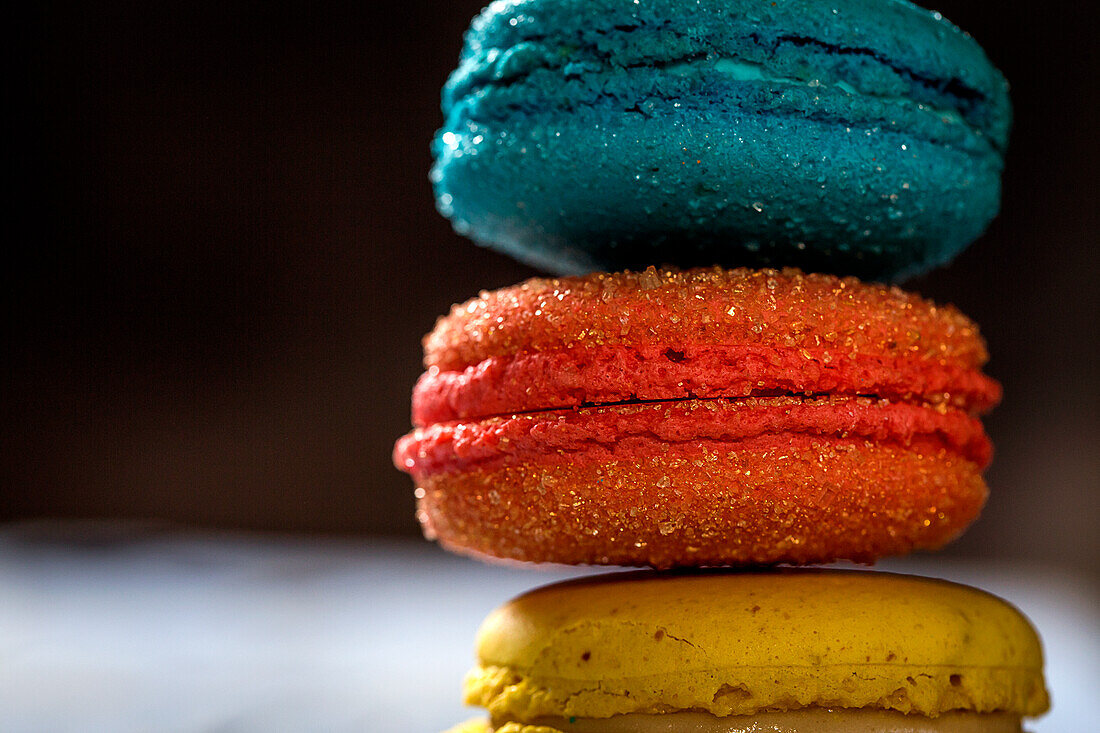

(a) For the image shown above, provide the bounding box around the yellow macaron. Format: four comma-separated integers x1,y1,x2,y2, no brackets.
448,570,1048,732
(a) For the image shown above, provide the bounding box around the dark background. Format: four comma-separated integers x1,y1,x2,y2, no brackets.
4,2,1096,576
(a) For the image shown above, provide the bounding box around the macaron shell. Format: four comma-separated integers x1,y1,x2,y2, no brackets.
413,436,988,568
435,104,1001,279
423,269,991,377
468,572,1049,720
434,0,1011,279
449,0,1009,124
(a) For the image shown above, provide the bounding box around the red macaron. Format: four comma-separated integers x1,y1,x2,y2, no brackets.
394,267,1000,567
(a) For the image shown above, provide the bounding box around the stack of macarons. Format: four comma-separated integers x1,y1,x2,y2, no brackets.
395,0,1049,730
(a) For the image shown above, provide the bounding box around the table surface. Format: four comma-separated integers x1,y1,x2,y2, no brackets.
1,526,1096,733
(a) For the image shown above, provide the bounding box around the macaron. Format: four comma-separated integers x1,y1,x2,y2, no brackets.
394,267,1001,568
446,571,1049,732
432,0,1011,281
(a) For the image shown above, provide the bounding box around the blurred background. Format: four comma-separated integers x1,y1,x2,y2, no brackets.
2,2,1097,731
4,0,1096,575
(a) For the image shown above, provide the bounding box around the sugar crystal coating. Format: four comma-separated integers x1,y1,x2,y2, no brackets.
396,267,1000,567
415,438,986,568
425,268,990,372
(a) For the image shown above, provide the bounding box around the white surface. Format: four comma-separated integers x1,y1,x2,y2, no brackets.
0,528,1096,733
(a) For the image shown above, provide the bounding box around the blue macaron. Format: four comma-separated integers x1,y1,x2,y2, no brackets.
432,0,1010,281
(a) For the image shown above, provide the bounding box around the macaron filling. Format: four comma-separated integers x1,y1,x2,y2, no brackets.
515,710,1022,732
397,396,990,478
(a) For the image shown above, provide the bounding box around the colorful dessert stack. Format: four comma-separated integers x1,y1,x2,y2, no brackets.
395,1,1049,731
